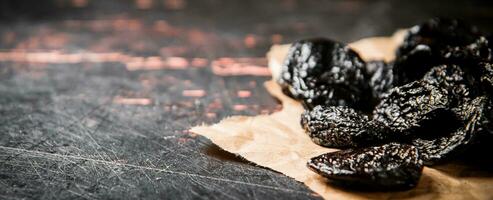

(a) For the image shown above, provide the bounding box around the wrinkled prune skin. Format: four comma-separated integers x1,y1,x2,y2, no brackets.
373,64,471,135
372,80,449,135
293,18,493,189
393,18,491,85
412,130,467,166
301,65,473,149
367,61,394,99
443,36,491,65
398,18,482,58
301,105,388,148
454,96,492,142
414,96,492,165
279,38,373,111
307,143,423,190
301,64,487,160
422,64,472,105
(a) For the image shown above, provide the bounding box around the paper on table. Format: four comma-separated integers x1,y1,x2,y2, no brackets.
191,31,493,199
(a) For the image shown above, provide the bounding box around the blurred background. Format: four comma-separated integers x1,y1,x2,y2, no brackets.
0,0,492,199
1,0,493,56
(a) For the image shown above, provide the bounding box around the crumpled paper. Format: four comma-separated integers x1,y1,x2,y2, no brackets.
191,31,493,200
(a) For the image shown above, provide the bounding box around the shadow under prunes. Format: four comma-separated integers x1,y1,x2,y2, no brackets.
411,109,493,177
320,178,421,193
315,173,438,200
410,109,461,140
432,136,493,178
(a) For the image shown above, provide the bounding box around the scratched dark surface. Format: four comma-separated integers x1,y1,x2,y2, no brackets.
1,0,493,199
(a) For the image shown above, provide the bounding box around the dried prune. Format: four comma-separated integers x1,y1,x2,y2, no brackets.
413,96,492,165
302,65,472,149
291,18,493,190
393,18,490,85
442,36,491,65
301,105,388,148
398,18,482,59
302,63,488,165
279,38,373,111
372,79,449,135
373,64,471,135
307,143,423,190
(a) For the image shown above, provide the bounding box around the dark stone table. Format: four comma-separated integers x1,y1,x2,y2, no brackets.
1,0,492,199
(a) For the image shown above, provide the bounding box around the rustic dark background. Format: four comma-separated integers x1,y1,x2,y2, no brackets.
1,0,492,199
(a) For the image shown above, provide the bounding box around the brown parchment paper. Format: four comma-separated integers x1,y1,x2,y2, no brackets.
191,31,493,200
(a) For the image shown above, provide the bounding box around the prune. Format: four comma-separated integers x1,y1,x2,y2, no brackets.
398,18,482,58
373,64,471,135
307,143,423,190
372,80,449,135
393,18,490,85
301,105,388,148
302,65,471,148
291,18,493,190
302,63,489,165
442,36,491,64
413,96,492,165
279,38,372,111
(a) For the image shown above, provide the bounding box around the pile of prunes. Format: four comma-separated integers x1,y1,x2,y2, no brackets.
278,18,493,190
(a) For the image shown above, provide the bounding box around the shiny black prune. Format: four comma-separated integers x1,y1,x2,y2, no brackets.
279,38,372,111
301,105,388,148
372,64,471,135
398,18,482,58
442,36,491,65
413,96,492,165
393,18,491,85
307,143,423,190
302,65,472,149
302,64,488,165
372,80,449,135
293,18,493,190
